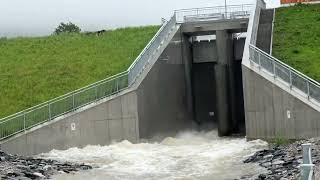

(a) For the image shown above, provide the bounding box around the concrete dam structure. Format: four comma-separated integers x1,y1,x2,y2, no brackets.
2,0,320,156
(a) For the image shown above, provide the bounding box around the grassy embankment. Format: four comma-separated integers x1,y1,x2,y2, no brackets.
0,26,159,119
272,3,320,81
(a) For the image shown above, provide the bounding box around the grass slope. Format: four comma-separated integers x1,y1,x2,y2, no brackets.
0,26,159,118
273,3,320,81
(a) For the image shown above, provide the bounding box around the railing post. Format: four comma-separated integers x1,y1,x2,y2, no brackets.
72,93,75,111
273,59,276,79
300,143,314,180
48,103,51,121
307,80,310,100
23,113,26,132
116,79,119,93
95,86,98,101
289,70,293,89
258,51,261,70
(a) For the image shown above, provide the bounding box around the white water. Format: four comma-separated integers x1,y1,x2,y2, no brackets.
40,130,267,180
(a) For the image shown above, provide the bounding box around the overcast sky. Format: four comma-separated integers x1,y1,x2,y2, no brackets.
0,0,280,37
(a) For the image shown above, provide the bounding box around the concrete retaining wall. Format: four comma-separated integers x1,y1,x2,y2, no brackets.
1,91,139,156
243,66,320,140
137,30,194,138
193,41,218,63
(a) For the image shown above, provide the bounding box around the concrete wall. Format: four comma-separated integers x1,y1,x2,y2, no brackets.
193,41,218,63
192,38,244,63
243,66,320,140
1,91,139,156
137,30,194,138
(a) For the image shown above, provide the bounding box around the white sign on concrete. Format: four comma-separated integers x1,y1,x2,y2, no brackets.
71,123,76,131
287,110,291,119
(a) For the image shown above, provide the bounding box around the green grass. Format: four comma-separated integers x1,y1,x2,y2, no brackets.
270,135,293,146
0,26,159,119
272,3,320,81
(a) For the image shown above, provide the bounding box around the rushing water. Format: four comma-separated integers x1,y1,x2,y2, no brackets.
40,130,267,180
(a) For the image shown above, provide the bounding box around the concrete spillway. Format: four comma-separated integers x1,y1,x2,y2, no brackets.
2,0,320,156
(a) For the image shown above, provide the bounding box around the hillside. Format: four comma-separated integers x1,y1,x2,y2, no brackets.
272,3,320,81
0,26,159,118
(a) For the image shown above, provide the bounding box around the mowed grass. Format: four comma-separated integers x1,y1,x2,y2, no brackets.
272,3,320,81
0,26,159,119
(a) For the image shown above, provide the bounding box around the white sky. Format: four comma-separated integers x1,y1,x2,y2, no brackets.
0,0,280,37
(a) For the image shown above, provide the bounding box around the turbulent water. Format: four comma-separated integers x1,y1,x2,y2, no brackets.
40,130,267,180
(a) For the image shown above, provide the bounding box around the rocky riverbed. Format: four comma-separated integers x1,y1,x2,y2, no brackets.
243,138,320,180
0,150,92,179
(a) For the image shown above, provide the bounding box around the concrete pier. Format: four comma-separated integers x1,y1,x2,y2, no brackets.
215,30,233,136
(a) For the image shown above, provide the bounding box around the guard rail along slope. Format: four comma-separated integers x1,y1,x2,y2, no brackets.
249,44,320,108
0,4,254,141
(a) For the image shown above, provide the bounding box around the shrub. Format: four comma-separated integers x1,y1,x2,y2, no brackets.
54,22,81,35
271,135,292,146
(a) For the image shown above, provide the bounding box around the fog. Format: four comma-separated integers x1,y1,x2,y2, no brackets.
0,0,280,37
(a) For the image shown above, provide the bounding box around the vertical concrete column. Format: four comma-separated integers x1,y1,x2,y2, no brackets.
181,34,194,115
227,36,238,133
215,30,233,136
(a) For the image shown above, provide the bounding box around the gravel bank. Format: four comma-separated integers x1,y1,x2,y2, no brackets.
0,150,92,179
243,138,320,179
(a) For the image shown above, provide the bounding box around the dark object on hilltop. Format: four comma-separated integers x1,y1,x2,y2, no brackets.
0,150,92,179
54,22,81,35
84,29,107,36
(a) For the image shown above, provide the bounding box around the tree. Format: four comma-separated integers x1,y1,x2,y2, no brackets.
54,22,81,35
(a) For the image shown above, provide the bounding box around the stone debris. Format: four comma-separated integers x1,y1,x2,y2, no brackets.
0,150,92,179
241,138,320,180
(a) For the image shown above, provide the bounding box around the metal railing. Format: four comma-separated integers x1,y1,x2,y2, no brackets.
0,71,128,140
249,44,320,105
0,15,177,141
174,4,253,23
128,15,177,85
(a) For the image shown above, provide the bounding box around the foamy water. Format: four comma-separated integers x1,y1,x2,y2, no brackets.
39,130,268,180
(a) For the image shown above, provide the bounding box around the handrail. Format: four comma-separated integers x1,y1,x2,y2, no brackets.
174,4,253,12
127,21,168,72
174,4,254,23
127,15,177,85
249,44,320,105
0,71,129,122
0,71,128,124
250,45,320,87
